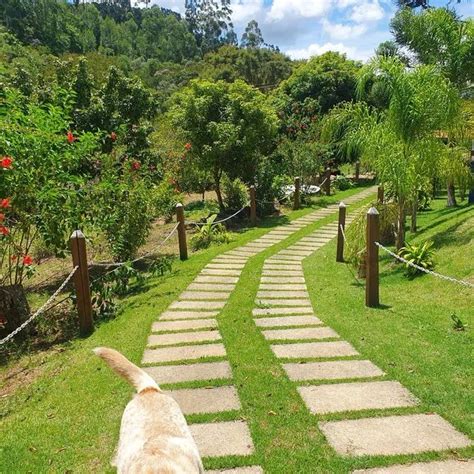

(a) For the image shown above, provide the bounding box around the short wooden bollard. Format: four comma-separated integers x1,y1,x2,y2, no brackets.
324,168,331,196
366,207,380,307
336,202,346,263
377,185,384,204
355,161,360,183
249,185,257,226
176,203,188,261
70,230,93,335
293,176,301,210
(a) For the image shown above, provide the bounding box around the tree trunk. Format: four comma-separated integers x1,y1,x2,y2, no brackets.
396,199,405,250
411,196,417,233
447,182,457,207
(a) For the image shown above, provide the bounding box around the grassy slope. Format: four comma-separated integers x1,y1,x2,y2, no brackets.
0,186,368,473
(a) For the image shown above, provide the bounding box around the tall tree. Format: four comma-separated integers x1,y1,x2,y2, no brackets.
241,20,264,48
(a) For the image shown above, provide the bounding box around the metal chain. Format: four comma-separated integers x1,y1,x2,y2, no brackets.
375,242,474,289
0,266,79,346
185,204,249,226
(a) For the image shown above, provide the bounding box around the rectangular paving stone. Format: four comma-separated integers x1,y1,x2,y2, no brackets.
319,414,472,457
255,315,322,327
180,291,231,300
262,327,338,341
167,386,240,414
259,284,307,291
201,269,242,276
257,299,312,307
195,276,239,284
161,310,219,320
271,341,359,359
143,343,226,364
207,467,264,474
206,263,246,269
145,361,232,384
253,307,314,316
261,276,305,284
190,421,254,457
213,257,248,263
299,381,418,414
264,263,302,270
147,330,221,347
353,460,474,473
187,283,236,292
279,250,313,256
152,319,218,332
262,270,304,276
291,244,321,250
257,291,309,299
283,360,384,381
271,255,305,262
170,301,226,310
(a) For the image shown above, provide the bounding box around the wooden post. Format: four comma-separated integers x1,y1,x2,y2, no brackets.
293,176,301,210
249,185,257,227
377,185,384,204
336,202,346,263
176,203,188,261
70,230,93,335
366,207,380,308
355,161,360,183
324,168,331,196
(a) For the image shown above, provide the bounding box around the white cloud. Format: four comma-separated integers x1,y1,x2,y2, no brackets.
148,0,183,13
231,0,265,24
322,19,366,40
350,1,384,23
286,42,356,60
268,0,332,21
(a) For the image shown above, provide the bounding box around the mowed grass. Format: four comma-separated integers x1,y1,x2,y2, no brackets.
0,185,370,473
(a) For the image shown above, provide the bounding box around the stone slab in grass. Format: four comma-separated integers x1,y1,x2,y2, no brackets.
195,276,239,284
206,263,246,270
300,237,331,243
161,310,219,321
270,255,305,262
255,315,322,327
147,330,221,347
283,360,384,381
291,244,322,250
259,284,307,291
143,343,226,364
319,414,472,457
187,283,236,292
190,421,254,458
257,291,309,299
261,276,306,284
145,361,232,384
264,263,302,270
201,269,242,276
207,467,263,474
256,298,312,307
253,307,314,316
167,386,240,415
213,256,248,262
271,341,359,359
171,301,226,310
353,459,474,473
262,327,338,341
262,270,304,276
299,381,418,414
225,251,257,258
279,250,313,256
152,318,218,333
179,291,231,301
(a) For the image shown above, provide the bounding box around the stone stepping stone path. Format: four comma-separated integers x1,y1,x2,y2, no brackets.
135,186,379,470
251,194,472,470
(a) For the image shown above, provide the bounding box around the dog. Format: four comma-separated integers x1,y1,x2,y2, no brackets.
94,347,204,474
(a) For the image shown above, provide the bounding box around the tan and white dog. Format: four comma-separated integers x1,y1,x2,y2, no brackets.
94,347,204,474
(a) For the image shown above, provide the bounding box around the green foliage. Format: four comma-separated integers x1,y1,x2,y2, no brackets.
333,175,354,191
153,179,183,222
398,240,435,277
189,214,231,250
222,176,248,212
451,313,467,331
241,20,264,48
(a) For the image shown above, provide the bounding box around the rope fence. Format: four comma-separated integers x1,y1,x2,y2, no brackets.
185,204,249,227
0,266,79,346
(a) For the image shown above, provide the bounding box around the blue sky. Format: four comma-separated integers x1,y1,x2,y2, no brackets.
152,0,472,62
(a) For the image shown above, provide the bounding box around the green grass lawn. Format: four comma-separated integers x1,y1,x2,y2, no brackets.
0,185,372,473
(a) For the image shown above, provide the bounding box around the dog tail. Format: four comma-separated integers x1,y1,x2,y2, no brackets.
93,347,160,394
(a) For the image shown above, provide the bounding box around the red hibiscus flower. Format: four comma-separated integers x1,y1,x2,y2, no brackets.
1,156,13,168
22,255,33,265
184,143,192,151
0,225,9,236
131,161,141,171
67,131,76,144
110,132,117,142
0,198,11,208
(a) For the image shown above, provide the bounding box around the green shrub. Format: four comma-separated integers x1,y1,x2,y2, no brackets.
398,240,435,278
222,176,248,212
334,174,354,191
154,179,183,222
190,214,231,250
